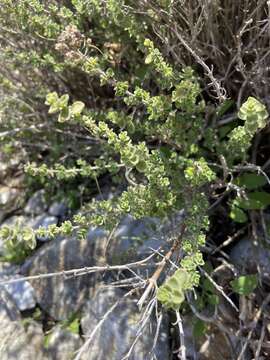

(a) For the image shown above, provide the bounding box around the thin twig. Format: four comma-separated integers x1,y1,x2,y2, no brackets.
254,321,265,360
137,223,186,309
175,310,187,360
148,312,163,359
74,288,137,360
237,294,270,360
211,226,247,254
121,297,157,360
0,123,46,138
199,267,239,312
172,28,226,102
0,253,158,286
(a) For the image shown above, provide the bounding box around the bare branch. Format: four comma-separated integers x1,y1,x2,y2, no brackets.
0,253,158,286
137,223,186,309
172,28,227,103
174,310,186,360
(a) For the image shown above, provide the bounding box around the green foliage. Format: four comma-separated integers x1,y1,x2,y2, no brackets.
0,221,36,263
234,173,267,190
60,312,81,334
235,191,270,210
226,97,269,162
238,97,268,132
184,158,216,187
45,93,85,123
230,190,270,223
1,1,269,312
230,205,248,223
193,319,207,339
157,269,192,310
230,274,258,296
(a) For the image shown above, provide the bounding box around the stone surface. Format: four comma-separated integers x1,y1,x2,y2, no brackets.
0,187,19,207
2,215,28,227
80,288,170,360
0,289,47,360
2,277,36,311
19,215,165,320
46,325,82,360
87,215,165,265
21,236,98,320
0,151,26,183
230,236,270,277
48,202,68,218
0,186,22,223
25,190,48,216
0,287,21,321
0,262,36,311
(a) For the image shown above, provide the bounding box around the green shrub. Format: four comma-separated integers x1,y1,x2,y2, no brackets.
0,220,36,263
0,1,269,310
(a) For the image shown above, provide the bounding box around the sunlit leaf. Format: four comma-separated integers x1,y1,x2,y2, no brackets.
230,274,258,296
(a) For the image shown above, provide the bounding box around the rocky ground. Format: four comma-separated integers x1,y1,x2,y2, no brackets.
1,158,270,360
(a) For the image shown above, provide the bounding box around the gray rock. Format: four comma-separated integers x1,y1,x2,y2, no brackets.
0,287,21,322
0,159,9,182
137,238,167,257
80,288,170,360
48,202,68,218
18,212,182,320
0,151,26,182
87,215,165,265
230,236,270,277
46,325,82,360
25,190,47,215
1,280,36,311
113,215,159,244
87,226,107,242
0,186,20,207
31,214,58,242
2,215,28,227
0,186,22,223
0,289,46,360
20,236,98,320
2,278,36,311
0,262,36,311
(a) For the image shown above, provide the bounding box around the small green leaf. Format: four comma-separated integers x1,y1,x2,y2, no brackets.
193,319,207,338
136,160,147,172
59,94,69,108
58,107,70,123
43,332,53,349
216,99,234,118
48,102,61,114
230,206,248,223
45,91,58,106
238,97,268,126
157,269,191,310
70,101,85,116
66,318,80,334
230,274,258,296
236,191,270,210
202,278,215,293
207,294,219,305
218,122,237,139
235,173,267,190
145,54,153,64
